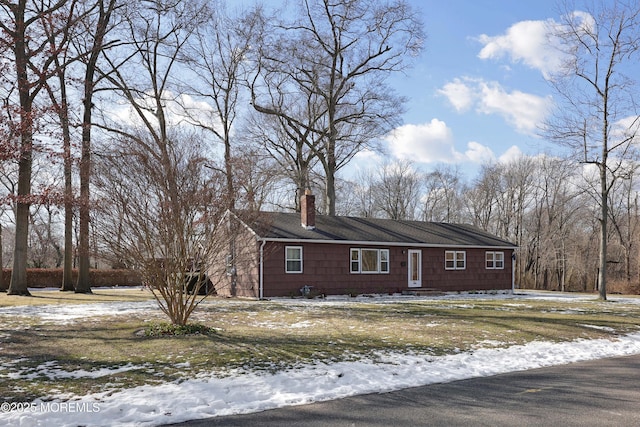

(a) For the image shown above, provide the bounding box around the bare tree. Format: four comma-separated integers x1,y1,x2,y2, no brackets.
73,0,119,293
93,0,216,324
243,108,322,211
463,164,499,233
495,156,536,246
422,165,464,223
343,169,378,218
546,1,640,299
524,156,586,290
250,0,424,215
35,0,118,292
228,143,280,212
179,5,257,210
243,5,327,209
461,157,534,243
0,48,16,290
39,0,97,291
28,201,63,268
42,23,76,289
374,160,421,220
607,165,640,285
0,0,77,295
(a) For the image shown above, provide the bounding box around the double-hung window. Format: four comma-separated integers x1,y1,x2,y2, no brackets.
486,251,504,269
285,246,303,273
445,250,466,270
350,248,389,274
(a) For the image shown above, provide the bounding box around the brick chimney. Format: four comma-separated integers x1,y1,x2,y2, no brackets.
301,189,316,230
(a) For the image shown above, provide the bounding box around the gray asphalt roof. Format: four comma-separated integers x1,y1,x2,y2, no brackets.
249,212,516,248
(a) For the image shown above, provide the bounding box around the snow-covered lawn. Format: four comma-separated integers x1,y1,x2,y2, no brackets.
2,290,640,427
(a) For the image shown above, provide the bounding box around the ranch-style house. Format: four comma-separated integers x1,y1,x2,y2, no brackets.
213,192,517,298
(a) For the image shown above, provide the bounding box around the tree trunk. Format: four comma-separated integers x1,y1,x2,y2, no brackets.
8,138,32,296
324,163,336,216
60,70,74,291
76,87,92,292
324,112,337,216
598,163,608,301
294,156,309,212
223,127,234,210
75,104,92,294
75,76,93,293
8,5,32,296
74,0,117,293
61,179,75,291
0,223,4,291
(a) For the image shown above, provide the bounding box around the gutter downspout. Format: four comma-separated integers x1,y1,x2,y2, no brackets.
259,239,266,300
512,251,516,293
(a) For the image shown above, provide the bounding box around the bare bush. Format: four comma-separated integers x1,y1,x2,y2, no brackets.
94,131,228,325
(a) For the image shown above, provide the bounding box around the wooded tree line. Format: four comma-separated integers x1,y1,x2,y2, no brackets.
0,0,638,307
0,0,424,314
341,156,640,293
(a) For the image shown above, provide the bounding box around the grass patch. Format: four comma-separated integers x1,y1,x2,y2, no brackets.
1,290,640,403
0,287,154,308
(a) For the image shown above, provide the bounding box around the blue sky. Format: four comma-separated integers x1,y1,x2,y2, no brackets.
355,0,567,180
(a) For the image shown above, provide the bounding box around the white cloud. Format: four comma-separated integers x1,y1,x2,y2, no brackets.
611,115,640,142
106,91,218,131
477,19,565,79
465,141,496,164
569,11,596,37
478,81,552,134
385,119,462,164
498,145,524,164
349,149,386,174
353,148,383,162
384,120,498,166
476,12,599,81
439,78,552,135
437,78,476,112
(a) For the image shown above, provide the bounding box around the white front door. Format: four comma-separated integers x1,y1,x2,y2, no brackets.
408,250,422,288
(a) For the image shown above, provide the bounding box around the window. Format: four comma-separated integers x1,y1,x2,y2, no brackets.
350,248,389,274
350,249,360,273
380,249,389,273
361,249,378,272
285,246,303,273
486,251,504,269
445,251,466,270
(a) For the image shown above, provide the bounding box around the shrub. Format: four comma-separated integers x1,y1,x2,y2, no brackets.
142,322,217,337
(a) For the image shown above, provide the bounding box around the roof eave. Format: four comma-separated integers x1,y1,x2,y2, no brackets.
256,237,517,249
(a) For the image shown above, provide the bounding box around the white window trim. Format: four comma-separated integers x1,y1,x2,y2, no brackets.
350,248,389,274
285,246,303,274
380,249,389,273
486,251,505,270
496,252,504,269
361,248,379,274
445,250,466,270
350,248,360,273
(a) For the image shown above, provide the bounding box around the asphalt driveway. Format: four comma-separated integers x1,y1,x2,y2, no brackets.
164,354,640,426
